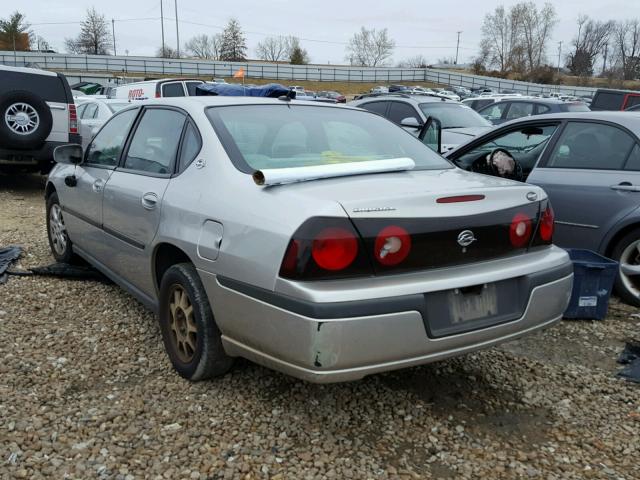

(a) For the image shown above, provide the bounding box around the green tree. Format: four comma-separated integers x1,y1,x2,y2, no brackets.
0,11,32,50
219,18,247,62
288,38,309,64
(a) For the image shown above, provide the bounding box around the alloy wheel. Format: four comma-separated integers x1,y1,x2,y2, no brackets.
5,102,40,135
168,285,198,363
619,239,640,299
49,204,67,256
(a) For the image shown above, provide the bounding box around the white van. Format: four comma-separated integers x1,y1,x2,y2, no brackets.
111,78,204,100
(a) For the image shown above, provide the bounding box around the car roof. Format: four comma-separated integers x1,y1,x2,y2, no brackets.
132,96,362,111
0,64,58,77
496,111,640,133
351,94,456,105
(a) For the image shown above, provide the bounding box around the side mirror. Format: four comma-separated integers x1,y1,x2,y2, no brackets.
418,116,442,154
400,117,423,129
53,144,83,165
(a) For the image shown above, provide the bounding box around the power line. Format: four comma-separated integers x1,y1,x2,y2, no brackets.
31,17,161,26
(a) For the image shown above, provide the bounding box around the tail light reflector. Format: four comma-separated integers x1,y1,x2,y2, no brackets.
539,205,554,242
374,225,411,266
510,213,532,248
68,104,78,134
312,227,359,271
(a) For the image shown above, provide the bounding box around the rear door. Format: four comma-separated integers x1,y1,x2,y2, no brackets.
101,106,187,295
528,121,640,251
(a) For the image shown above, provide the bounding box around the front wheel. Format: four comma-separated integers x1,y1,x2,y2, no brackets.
158,263,234,381
612,229,640,307
46,192,75,263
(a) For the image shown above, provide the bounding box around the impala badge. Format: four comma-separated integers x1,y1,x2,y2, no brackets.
457,230,476,251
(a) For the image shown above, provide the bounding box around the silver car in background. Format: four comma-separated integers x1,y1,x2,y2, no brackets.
75,98,132,150
46,97,572,383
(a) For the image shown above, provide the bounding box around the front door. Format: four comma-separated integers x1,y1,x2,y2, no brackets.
101,107,187,296
59,108,139,257
528,121,640,251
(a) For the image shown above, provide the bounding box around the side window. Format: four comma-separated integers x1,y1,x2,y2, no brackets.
360,101,388,116
506,102,534,120
76,103,87,118
161,82,185,97
85,109,138,167
178,122,202,171
480,102,508,121
624,144,640,171
455,125,558,173
185,81,202,96
626,95,640,109
388,102,421,124
124,109,186,174
536,104,551,115
83,103,99,119
546,122,635,170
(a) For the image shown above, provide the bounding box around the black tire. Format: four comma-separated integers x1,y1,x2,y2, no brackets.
0,90,53,150
159,263,234,381
611,229,640,307
46,191,75,263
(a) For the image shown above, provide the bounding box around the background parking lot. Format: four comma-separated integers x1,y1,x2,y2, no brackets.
1,175,639,479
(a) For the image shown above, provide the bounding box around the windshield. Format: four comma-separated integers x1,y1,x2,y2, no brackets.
107,103,131,113
207,105,452,173
419,103,491,129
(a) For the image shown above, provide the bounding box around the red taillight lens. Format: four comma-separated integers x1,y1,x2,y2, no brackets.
510,213,532,248
539,205,554,242
312,227,358,271
68,104,78,134
155,92,161,98
374,225,411,266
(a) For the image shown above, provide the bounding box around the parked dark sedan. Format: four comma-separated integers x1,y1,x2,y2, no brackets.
445,111,640,306
317,91,346,103
477,98,590,125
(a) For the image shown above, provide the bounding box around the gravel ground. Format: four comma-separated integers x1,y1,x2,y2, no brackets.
1,174,639,480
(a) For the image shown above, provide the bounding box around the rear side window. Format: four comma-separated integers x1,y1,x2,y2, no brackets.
624,144,640,171
480,102,508,121
536,104,551,114
161,82,185,97
626,95,640,109
546,122,635,170
564,103,590,112
592,91,624,110
82,103,98,119
178,122,202,171
359,101,388,116
85,109,138,167
505,102,534,120
124,108,186,174
185,81,202,96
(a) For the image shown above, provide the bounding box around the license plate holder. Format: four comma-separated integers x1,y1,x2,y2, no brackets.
448,283,498,324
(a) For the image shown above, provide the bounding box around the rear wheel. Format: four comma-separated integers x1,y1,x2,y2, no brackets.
158,263,234,380
612,229,640,307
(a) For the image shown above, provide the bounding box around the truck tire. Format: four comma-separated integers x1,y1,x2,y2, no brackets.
0,90,54,150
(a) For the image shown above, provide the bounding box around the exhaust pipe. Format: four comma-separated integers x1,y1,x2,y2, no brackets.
253,158,416,187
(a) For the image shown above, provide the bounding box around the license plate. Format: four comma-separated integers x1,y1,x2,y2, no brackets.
449,283,498,324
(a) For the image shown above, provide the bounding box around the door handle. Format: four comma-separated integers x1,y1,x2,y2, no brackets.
610,184,640,192
92,178,105,192
141,192,159,210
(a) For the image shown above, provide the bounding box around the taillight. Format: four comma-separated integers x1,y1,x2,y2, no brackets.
312,227,358,271
538,205,554,243
155,91,161,98
68,104,78,134
509,213,532,248
279,217,372,280
374,225,411,266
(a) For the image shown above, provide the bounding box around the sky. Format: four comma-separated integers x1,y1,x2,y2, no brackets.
15,0,639,65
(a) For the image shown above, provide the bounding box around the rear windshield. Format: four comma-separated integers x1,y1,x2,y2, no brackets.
564,102,591,112
419,102,491,129
207,105,452,173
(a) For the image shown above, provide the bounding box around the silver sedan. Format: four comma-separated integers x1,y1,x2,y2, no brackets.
46,97,573,383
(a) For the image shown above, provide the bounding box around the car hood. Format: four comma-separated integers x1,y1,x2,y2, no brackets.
267,167,544,219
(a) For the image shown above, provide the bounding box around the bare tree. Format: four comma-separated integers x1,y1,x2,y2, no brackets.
345,27,395,67
518,2,557,72
567,15,614,77
156,45,179,59
185,34,221,60
255,35,290,61
65,8,112,55
479,5,524,73
613,19,640,80
397,54,428,68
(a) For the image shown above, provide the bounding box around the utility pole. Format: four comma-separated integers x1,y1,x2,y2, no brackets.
174,0,180,58
160,0,166,57
455,31,462,65
602,43,609,74
557,41,562,75
112,19,116,56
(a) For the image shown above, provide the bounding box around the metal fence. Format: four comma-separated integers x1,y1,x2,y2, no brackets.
1,50,597,97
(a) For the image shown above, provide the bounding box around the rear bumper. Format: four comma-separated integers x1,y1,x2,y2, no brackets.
201,247,573,383
0,135,80,170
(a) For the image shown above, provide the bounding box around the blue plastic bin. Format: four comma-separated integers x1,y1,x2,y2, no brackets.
563,249,619,320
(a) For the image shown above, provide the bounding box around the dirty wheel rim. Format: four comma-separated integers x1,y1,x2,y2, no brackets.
5,102,40,135
168,285,197,363
49,204,67,256
619,240,640,299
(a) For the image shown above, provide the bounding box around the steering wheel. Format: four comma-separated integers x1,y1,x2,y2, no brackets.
470,148,524,181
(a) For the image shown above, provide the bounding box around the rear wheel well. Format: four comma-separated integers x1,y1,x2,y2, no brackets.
154,243,192,291
605,223,640,258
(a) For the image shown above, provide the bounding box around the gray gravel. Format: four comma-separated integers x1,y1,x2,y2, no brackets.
1,174,639,480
